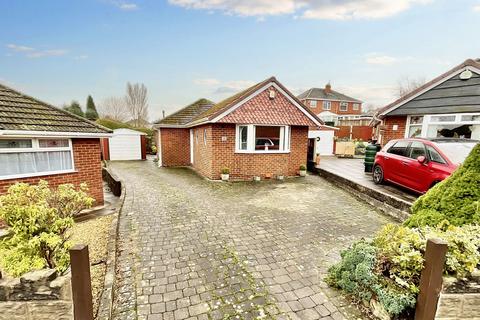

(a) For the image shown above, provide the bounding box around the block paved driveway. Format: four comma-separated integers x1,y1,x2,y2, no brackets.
109,160,393,320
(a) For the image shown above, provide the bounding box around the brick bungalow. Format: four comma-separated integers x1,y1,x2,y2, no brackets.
372,59,480,145
0,84,112,204
154,77,323,180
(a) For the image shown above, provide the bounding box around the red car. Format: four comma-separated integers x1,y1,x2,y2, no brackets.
373,138,478,194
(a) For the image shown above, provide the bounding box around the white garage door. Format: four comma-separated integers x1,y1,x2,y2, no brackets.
308,130,334,157
109,130,142,160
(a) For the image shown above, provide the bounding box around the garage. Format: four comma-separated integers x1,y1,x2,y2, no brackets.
308,129,336,158
102,128,147,161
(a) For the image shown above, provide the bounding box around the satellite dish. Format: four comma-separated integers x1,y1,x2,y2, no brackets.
459,70,473,80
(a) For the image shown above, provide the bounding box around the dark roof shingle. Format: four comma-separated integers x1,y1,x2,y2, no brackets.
297,87,361,103
0,84,111,134
155,98,215,125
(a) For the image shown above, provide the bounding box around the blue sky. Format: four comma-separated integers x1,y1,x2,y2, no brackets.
1,0,479,121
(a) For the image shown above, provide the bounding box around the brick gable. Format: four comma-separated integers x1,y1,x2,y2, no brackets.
218,86,317,126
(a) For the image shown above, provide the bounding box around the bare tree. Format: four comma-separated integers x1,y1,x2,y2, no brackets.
98,97,128,121
397,76,426,98
125,82,149,127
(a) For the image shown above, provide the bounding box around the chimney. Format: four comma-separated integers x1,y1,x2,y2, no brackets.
325,82,332,94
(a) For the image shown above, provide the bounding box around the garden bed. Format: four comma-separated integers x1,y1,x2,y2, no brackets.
69,214,115,318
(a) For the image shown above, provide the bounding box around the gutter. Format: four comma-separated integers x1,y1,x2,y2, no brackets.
0,130,113,138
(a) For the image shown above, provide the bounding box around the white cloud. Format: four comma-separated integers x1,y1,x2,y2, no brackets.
168,0,432,20
213,80,255,94
336,84,397,107
6,44,68,58
194,78,220,86
6,44,35,52
473,4,480,12
119,3,138,10
365,53,399,65
74,55,89,60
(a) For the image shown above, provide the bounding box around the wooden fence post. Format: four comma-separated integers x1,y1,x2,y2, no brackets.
415,238,448,320
70,244,94,320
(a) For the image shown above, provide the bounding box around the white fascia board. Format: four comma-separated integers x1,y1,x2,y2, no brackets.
306,98,362,104
0,130,112,138
380,66,480,117
210,82,323,127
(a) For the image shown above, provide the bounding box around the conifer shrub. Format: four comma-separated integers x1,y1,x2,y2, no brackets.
0,181,93,277
405,143,480,227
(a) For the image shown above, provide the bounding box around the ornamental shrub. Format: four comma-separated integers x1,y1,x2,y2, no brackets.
0,181,93,277
405,143,480,227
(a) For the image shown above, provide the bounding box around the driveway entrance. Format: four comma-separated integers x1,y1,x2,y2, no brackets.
109,161,393,320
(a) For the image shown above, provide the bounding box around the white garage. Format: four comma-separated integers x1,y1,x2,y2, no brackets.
308,129,336,157
103,128,147,161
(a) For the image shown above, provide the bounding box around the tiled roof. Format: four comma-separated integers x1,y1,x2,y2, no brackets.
0,83,111,133
155,98,215,125
297,87,361,103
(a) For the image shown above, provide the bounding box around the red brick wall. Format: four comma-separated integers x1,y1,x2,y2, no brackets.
0,138,104,205
204,124,308,180
301,99,362,115
380,116,407,145
160,128,191,166
191,125,213,177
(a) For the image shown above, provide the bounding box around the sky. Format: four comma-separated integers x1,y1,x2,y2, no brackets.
1,0,480,122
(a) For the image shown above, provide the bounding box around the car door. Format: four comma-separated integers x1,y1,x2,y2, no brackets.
383,140,410,184
403,141,431,192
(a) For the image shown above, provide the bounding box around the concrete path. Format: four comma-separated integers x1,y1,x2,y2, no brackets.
109,160,394,320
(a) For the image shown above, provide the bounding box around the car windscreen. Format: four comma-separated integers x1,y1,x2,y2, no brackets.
434,142,477,165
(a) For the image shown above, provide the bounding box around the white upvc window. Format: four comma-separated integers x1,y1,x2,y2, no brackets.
323,101,331,110
405,113,480,140
235,124,291,153
353,103,360,111
340,102,348,111
0,138,75,180
310,100,317,108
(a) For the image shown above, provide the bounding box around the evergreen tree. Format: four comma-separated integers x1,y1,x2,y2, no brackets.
63,101,85,117
85,95,99,120
405,143,480,227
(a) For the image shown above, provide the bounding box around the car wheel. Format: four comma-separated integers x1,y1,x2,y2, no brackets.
373,165,384,184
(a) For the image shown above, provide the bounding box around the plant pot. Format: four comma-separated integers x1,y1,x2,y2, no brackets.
299,170,307,177
253,176,261,182
221,174,229,181
276,175,284,181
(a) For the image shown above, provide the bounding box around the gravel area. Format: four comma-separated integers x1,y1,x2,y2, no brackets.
70,214,115,318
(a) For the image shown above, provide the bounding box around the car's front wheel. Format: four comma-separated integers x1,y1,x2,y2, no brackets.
373,165,384,184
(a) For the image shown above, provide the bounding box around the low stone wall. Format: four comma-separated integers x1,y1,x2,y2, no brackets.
435,277,480,319
0,269,72,320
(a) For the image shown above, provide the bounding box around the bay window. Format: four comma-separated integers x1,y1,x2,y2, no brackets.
236,125,290,153
0,138,74,179
406,113,480,140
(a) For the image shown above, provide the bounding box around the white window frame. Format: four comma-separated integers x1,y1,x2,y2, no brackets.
310,100,317,108
203,129,207,146
323,101,331,111
353,103,360,111
0,138,75,180
405,113,480,138
339,102,348,112
235,124,291,154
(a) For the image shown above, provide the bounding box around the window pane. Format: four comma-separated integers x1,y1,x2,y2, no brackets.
239,126,248,150
461,114,480,122
426,146,446,164
427,124,472,139
38,139,69,148
255,126,280,151
353,103,359,110
410,116,424,125
430,115,456,122
408,141,426,159
0,139,32,148
0,151,72,177
387,140,409,156
310,100,317,107
408,125,422,138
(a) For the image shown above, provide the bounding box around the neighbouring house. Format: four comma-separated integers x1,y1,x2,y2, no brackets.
154,77,323,180
298,83,363,126
101,128,147,161
0,83,112,205
371,59,480,145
